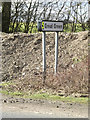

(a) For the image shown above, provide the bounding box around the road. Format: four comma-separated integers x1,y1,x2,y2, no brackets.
1,96,88,118
2,103,66,118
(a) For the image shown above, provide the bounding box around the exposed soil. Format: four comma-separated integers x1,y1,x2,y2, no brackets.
0,31,89,95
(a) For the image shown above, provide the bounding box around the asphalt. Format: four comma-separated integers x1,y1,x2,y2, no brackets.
0,94,88,118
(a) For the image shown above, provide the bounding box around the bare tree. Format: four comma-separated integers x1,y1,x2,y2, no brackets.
56,1,66,20
10,0,88,33
10,1,25,32
70,1,88,31
30,1,40,33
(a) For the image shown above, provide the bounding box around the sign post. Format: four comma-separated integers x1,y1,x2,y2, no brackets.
55,32,58,74
37,20,63,80
42,31,46,83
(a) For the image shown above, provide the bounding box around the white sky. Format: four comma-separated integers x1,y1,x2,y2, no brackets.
10,0,88,2
0,0,89,20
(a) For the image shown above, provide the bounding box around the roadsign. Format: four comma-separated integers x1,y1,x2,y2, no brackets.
37,20,63,32
37,20,63,82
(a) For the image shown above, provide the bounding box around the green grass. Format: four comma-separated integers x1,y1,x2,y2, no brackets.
0,81,14,87
27,93,88,104
72,55,87,64
0,90,24,96
0,90,88,104
88,43,90,46
0,81,88,104
72,57,82,64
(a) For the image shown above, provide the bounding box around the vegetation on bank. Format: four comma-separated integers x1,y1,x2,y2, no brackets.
0,81,88,104
1,1,89,105
1,31,88,101
0,90,88,104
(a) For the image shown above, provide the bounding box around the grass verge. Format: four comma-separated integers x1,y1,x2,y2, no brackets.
0,90,88,104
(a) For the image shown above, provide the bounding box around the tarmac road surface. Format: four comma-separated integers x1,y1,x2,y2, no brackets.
1,97,88,118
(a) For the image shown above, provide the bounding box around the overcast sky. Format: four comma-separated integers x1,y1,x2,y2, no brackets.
0,0,88,3
0,0,89,20
10,0,88,2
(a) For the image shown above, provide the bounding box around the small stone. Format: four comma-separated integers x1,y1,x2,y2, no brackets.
58,93,64,96
26,101,28,103
22,72,25,76
80,94,88,97
3,99,7,103
57,105,59,108
10,100,13,103
70,103,72,105
15,99,19,102
30,99,32,100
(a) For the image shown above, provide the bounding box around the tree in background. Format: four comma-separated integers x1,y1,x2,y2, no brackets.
3,0,89,33
0,13,1,31
87,0,90,30
2,2,11,33
10,1,25,32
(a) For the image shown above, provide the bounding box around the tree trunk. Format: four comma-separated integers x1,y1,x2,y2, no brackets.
2,2,11,33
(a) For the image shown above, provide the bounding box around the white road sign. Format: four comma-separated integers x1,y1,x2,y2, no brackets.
37,20,64,78
37,20,63,32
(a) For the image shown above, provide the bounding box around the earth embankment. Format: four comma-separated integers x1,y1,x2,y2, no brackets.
1,31,89,95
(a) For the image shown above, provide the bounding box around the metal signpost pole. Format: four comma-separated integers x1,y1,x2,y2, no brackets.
37,20,63,78
55,32,58,74
42,31,46,83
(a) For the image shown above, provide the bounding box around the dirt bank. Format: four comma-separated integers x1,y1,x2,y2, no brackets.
1,31,89,95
